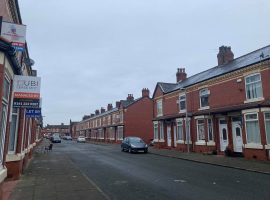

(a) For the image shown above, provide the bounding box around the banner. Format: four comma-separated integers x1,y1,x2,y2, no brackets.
26,108,41,118
13,75,41,108
0,20,26,51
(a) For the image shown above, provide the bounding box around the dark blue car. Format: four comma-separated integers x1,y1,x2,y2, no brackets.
121,137,148,153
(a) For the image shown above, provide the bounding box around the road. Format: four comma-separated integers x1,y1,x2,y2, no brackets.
54,140,270,200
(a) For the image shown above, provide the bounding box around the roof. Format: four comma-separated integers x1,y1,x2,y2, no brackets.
45,124,69,129
156,45,270,95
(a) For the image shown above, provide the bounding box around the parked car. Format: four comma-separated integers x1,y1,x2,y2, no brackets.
65,136,72,140
51,135,61,143
77,136,86,143
121,137,148,153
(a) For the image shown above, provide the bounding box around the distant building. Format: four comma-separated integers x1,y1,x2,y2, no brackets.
43,123,70,137
74,88,153,144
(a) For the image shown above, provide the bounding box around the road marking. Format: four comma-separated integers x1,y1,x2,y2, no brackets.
174,179,186,183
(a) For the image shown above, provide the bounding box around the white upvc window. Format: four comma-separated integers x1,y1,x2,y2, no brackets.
0,103,8,165
245,73,263,100
1,76,10,165
185,119,191,143
117,126,123,140
176,119,184,141
207,118,214,141
199,88,210,108
197,119,205,141
157,99,163,116
179,94,186,112
159,121,164,140
153,122,158,141
264,112,270,144
245,113,261,144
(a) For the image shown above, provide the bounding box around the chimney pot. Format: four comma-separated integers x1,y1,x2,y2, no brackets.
176,67,187,83
217,45,234,66
142,88,150,98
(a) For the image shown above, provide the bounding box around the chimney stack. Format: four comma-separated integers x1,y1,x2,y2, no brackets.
217,46,234,66
90,113,95,117
142,88,150,98
116,101,121,108
107,103,113,111
176,68,187,83
126,94,134,101
95,109,100,115
101,107,106,113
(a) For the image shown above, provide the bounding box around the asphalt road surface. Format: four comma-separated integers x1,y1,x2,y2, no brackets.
54,140,270,200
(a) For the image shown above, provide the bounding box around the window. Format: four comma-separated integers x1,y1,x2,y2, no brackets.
117,126,123,140
159,122,164,140
153,122,158,140
3,78,10,101
8,108,19,153
245,113,261,144
197,119,205,141
179,95,186,112
0,104,8,165
157,100,163,116
245,74,263,100
176,119,184,141
264,112,270,144
207,119,214,141
200,89,209,108
186,119,191,142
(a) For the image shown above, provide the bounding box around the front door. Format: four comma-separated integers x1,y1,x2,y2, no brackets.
167,125,171,147
232,120,243,153
219,119,228,151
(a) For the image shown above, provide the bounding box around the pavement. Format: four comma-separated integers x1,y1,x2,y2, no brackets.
149,147,270,174
3,140,270,200
5,140,108,200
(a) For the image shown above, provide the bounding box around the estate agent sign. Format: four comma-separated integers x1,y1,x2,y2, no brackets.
0,19,27,51
13,75,41,108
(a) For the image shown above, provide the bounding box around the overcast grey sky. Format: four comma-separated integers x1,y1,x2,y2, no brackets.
19,0,270,125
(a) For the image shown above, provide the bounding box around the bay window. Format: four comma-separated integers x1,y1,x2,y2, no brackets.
153,122,158,141
176,119,184,141
245,113,261,144
264,112,270,144
159,122,164,140
197,119,205,141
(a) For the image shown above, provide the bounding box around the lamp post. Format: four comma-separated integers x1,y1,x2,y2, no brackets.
181,88,189,153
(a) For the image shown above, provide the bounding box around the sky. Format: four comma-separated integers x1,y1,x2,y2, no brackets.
19,0,270,125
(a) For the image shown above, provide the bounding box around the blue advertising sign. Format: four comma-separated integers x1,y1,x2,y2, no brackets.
26,108,41,118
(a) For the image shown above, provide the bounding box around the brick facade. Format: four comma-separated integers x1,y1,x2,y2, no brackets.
153,46,270,161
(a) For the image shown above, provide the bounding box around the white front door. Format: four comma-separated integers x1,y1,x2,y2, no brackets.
219,119,228,151
173,125,177,147
167,126,171,147
232,121,243,153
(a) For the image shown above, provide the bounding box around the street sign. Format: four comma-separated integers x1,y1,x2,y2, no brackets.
26,108,41,118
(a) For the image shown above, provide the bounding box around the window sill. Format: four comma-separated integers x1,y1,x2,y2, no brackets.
244,143,263,149
156,114,163,117
0,167,7,183
244,97,264,104
264,145,270,150
198,106,210,111
207,141,216,146
179,110,186,114
185,141,192,144
153,139,159,142
159,139,165,142
177,140,185,144
195,141,206,145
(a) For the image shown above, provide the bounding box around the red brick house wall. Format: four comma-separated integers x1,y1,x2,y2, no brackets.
124,97,153,144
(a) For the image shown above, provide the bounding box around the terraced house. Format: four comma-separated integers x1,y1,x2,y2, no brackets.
74,88,153,144
0,0,42,197
152,45,270,160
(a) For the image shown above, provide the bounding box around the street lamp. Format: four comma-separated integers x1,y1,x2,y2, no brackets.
181,88,189,153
